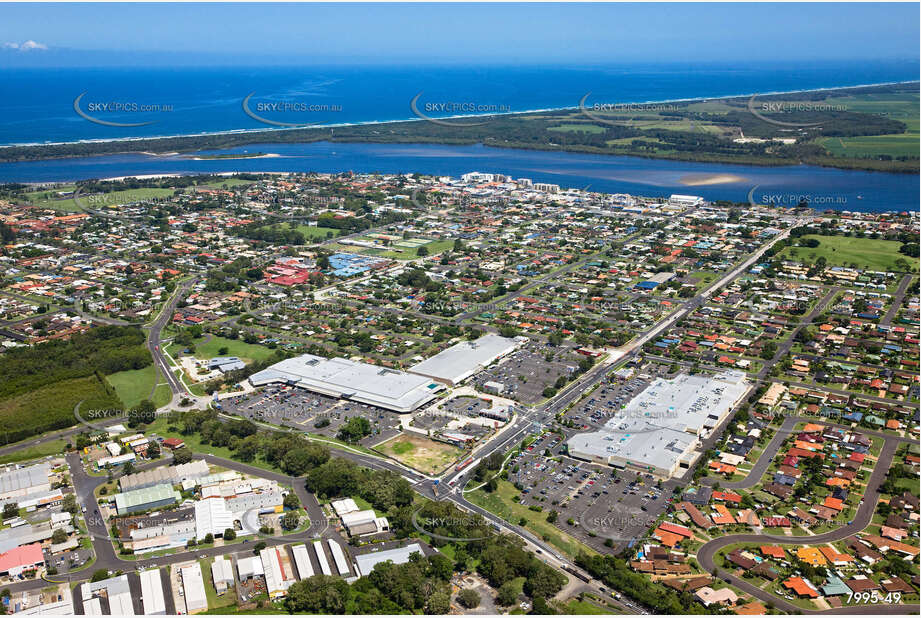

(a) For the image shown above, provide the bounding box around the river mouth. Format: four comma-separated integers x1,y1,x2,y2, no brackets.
0,141,915,213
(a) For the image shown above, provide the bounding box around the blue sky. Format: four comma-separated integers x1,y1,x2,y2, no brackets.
1,2,918,65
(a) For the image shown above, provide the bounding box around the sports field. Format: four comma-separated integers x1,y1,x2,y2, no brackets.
779,234,916,272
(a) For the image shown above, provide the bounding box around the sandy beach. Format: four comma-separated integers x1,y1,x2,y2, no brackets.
680,173,746,186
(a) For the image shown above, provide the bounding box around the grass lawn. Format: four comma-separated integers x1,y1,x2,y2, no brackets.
374,432,463,475
549,124,606,134
255,223,341,242
466,478,597,560
26,187,176,213
555,598,621,614
0,437,70,465
190,336,276,363
780,235,916,273
106,364,158,409
152,383,173,408
200,557,236,609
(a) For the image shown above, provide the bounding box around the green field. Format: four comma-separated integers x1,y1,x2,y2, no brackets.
549,123,606,134
332,238,453,260
0,437,71,465
817,92,920,158
780,234,916,272
0,375,122,444
256,223,341,242
25,187,176,213
189,335,276,363
106,364,159,409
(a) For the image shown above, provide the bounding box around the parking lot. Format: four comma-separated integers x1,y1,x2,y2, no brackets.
221,385,403,446
470,342,585,404
511,440,674,553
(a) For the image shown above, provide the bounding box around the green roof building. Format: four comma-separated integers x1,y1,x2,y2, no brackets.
113,482,181,515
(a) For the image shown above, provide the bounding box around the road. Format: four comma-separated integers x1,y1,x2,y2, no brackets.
147,278,198,406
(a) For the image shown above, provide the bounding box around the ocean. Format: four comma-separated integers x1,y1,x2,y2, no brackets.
0,61,917,212
0,60,917,145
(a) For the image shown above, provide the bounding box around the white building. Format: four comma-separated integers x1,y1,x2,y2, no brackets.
81,575,134,616
290,544,314,580
408,335,521,386
567,371,749,478
0,463,51,503
355,543,425,577
260,546,295,598
194,497,236,541
211,556,234,594
139,568,166,615
249,355,443,413
313,540,332,576
327,539,350,576
180,563,208,613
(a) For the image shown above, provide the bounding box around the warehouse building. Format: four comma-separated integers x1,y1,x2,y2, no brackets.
113,483,182,516
211,556,234,594
327,539,351,575
179,563,208,613
81,574,134,616
260,546,296,599
194,496,236,540
408,334,522,386
139,568,167,615
249,354,443,412
567,371,749,478
355,543,424,577
0,463,51,503
313,540,332,576
290,544,314,580
119,460,210,492
0,543,44,577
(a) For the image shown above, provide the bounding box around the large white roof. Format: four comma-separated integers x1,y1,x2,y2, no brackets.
409,335,521,384
355,543,424,576
249,354,443,412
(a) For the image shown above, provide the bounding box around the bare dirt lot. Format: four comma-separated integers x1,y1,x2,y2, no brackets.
373,432,465,475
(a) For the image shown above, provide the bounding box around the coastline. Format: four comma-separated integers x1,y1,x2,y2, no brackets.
0,79,916,151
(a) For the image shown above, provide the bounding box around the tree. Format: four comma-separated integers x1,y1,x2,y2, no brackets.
496,581,519,606
91,569,110,583
425,589,450,614
457,589,481,609
284,576,350,613
223,528,236,541
61,494,78,514
51,528,68,544
172,448,193,465
128,399,156,427
416,246,429,257
281,510,300,531
337,417,371,443
283,492,300,510
2,503,18,520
